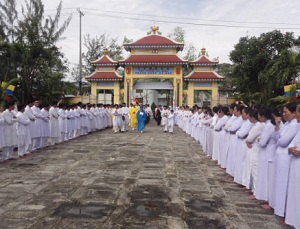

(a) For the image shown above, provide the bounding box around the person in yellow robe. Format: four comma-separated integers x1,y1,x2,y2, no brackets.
129,103,139,130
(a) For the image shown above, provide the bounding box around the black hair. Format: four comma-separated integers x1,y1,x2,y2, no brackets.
243,106,252,115
284,102,297,113
219,106,230,116
17,104,25,111
258,106,273,120
236,104,245,113
5,101,15,109
229,103,237,110
249,109,259,121
212,106,219,114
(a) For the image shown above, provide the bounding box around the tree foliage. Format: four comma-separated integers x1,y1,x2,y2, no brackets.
229,30,299,104
82,34,123,76
0,0,71,104
167,26,185,43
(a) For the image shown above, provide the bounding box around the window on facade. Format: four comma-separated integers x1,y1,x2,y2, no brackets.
136,89,143,93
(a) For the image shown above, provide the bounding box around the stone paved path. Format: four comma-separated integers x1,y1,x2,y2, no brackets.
0,121,292,229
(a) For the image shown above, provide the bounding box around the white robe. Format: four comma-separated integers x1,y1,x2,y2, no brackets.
273,119,299,217
16,111,31,155
242,122,264,191
255,120,276,202
49,106,60,138
285,132,300,229
167,113,175,132
234,119,253,184
0,114,5,148
225,116,244,171
2,109,17,147
31,105,44,138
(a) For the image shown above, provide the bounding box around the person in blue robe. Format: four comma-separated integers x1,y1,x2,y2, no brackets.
137,106,147,133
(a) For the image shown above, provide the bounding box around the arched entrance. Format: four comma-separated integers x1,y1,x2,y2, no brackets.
132,79,174,106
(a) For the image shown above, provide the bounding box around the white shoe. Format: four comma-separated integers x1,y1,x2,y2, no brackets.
141,131,143,133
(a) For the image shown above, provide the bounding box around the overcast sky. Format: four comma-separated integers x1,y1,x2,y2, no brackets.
24,0,300,77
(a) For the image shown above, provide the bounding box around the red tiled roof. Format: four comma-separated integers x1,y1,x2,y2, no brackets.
85,71,123,81
90,55,117,66
190,55,219,66
123,34,184,51
184,71,224,81
120,55,188,65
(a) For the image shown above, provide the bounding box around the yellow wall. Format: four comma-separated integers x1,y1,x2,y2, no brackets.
90,81,121,104
186,81,219,107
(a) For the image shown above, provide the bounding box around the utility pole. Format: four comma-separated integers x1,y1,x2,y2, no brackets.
77,8,84,95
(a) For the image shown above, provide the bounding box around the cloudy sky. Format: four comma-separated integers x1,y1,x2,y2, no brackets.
29,0,300,76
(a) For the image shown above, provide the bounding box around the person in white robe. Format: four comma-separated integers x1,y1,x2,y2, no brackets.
86,105,93,133
49,102,60,145
245,109,264,197
112,105,122,133
16,104,31,157
73,105,81,137
163,107,171,133
255,106,277,205
40,103,50,148
0,112,5,152
212,106,229,162
167,109,175,133
234,107,253,185
224,103,238,174
120,103,130,132
58,104,68,141
161,106,168,127
273,102,299,217
31,100,44,149
286,103,300,229
226,105,245,171
207,106,219,157
2,101,18,160
25,100,36,152
66,105,75,139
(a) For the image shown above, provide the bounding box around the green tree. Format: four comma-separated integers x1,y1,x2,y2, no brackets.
167,26,185,43
82,34,123,76
14,0,71,101
229,30,297,103
259,50,300,99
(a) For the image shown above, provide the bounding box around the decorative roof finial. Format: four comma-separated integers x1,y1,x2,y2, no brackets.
151,24,159,34
103,48,108,55
200,48,206,56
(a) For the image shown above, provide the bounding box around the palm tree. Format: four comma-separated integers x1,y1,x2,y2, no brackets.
259,50,300,100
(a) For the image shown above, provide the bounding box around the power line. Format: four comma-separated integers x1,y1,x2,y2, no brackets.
81,7,300,27
84,12,300,30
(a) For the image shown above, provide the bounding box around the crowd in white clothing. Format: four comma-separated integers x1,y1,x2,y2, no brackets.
175,102,300,229
0,100,113,161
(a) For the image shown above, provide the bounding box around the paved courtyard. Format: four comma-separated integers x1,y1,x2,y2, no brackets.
0,121,292,229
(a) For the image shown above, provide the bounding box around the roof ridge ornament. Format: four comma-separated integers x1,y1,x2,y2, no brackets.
148,24,162,35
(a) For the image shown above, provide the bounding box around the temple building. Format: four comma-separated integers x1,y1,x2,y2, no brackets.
85,26,224,107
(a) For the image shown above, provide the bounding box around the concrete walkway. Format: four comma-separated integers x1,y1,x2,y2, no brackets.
0,121,292,229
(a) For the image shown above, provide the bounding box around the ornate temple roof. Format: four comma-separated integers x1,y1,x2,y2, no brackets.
90,48,118,66
90,55,118,66
120,54,188,65
123,26,184,52
123,34,184,52
184,71,224,82
85,71,123,81
190,48,219,66
190,55,219,66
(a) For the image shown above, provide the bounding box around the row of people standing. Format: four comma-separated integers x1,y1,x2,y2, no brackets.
0,100,113,161
176,103,300,229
